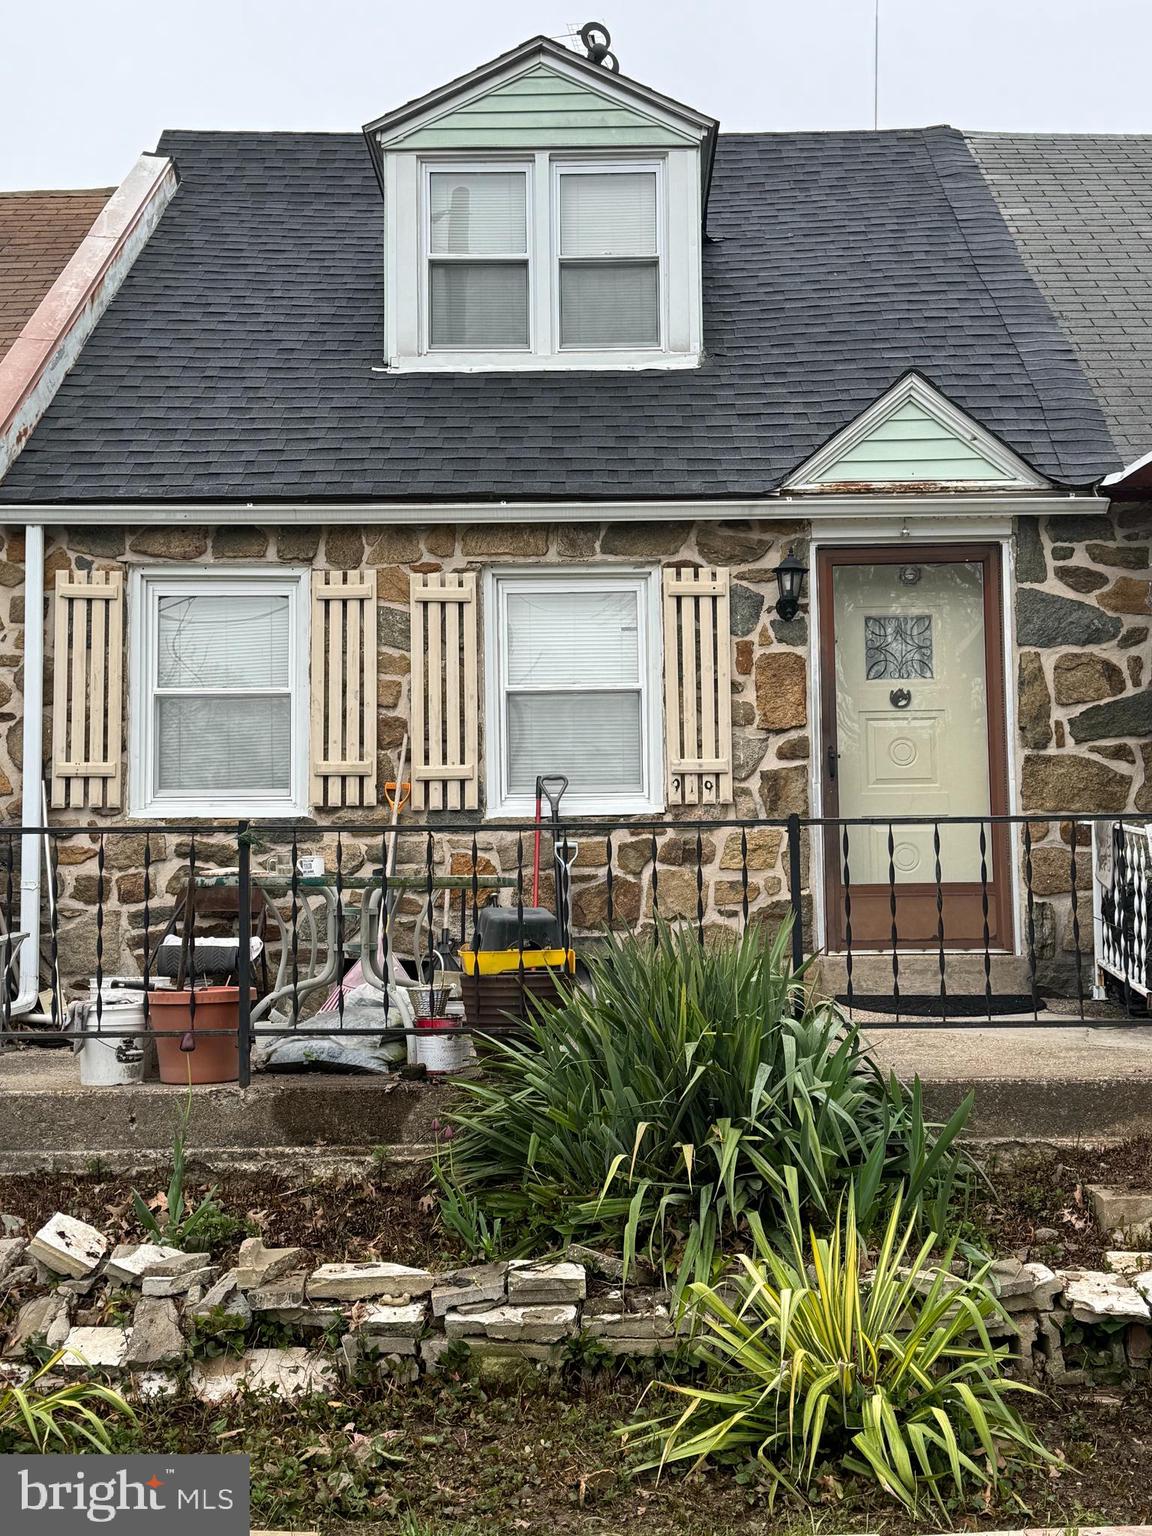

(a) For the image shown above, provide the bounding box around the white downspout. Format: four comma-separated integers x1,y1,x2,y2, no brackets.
14,523,44,1014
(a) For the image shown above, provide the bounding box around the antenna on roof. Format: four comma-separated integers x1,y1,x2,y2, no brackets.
579,21,620,72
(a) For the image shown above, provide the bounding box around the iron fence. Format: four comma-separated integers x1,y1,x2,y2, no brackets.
0,811,1147,1088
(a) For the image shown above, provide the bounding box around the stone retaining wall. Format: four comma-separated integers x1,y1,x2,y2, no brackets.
3,1211,1152,1399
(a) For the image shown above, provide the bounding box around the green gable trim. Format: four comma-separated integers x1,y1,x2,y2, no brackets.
391,64,695,150
809,400,1009,484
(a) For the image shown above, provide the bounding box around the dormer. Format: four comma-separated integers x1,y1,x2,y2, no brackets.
364,30,717,372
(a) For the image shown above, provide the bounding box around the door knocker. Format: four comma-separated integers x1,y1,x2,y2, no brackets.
889,687,912,709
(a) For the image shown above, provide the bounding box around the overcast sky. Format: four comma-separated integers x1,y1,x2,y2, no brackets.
3,0,1151,189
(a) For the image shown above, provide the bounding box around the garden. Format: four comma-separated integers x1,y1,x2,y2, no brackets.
3,922,1152,1533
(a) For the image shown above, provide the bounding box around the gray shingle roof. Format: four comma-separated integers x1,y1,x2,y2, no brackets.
970,133,1152,467
0,125,1116,503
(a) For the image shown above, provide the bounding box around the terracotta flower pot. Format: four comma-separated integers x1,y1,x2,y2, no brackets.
146,987,250,1085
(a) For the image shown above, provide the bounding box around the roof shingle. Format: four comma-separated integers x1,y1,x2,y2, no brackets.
0,189,113,362
0,128,1116,502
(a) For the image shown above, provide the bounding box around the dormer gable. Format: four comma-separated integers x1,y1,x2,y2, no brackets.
365,32,717,373
783,372,1050,491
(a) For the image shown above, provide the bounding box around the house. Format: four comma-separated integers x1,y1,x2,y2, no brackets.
0,32,1147,1011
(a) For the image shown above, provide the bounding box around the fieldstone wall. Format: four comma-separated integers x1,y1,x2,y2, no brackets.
1013,506,1151,985
0,509,1147,997
0,520,812,993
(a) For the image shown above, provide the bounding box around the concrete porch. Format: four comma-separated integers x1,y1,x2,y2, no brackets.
1,1015,1150,1170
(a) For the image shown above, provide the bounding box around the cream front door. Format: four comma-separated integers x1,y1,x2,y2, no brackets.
821,547,1011,948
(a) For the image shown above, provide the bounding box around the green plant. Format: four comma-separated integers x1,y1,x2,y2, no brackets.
130,1087,250,1254
0,1353,133,1452
626,1174,1051,1515
562,1330,614,1379
441,922,976,1293
187,1305,249,1360
432,1159,506,1261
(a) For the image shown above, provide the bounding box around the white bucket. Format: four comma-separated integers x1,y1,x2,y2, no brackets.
413,999,472,1076
76,1000,147,1086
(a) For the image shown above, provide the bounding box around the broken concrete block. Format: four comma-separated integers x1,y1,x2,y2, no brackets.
126,1298,185,1368
443,1303,577,1344
995,1260,1061,1312
248,1274,308,1311
506,1260,586,1306
1106,1250,1152,1280
59,1326,129,1370
105,1242,189,1285
306,1261,433,1302
4,1293,71,1357
191,1348,337,1402
1062,1270,1151,1323
582,1293,677,1341
26,1214,108,1279
1087,1186,1152,1239
132,1370,179,1399
233,1237,308,1291
431,1262,508,1318
141,1266,216,1298
0,1236,27,1283
354,1302,426,1341
192,1277,252,1329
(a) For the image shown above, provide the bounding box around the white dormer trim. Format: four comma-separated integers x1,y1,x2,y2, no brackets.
783,373,1050,492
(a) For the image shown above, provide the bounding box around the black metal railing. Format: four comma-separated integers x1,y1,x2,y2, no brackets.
0,811,1147,1087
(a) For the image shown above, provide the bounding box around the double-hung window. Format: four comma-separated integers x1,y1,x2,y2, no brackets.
486,569,663,815
556,164,660,349
415,155,682,365
132,571,308,816
427,167,530,349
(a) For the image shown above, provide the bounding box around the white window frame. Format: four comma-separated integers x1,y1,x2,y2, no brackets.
392,147,700,371
551,159,665,353
129,567,310,818
484,566,665,818
421,159,534,354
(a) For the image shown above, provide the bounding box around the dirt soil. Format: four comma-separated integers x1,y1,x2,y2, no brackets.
974,1137,1152,1268
0,1162,450,1268
105,1379,1152,1535
3,1136,1152,1274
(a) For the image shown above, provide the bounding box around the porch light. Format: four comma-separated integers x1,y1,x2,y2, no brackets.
773,547,808,622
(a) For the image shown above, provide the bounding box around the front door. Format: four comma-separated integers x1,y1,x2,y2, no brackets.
819,545,1012,949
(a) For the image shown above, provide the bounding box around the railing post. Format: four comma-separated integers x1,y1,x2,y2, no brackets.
236,821,252,1089
786,813,804,973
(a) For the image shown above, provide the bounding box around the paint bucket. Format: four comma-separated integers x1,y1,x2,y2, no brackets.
413,1013,471,1075
75,981,149,1087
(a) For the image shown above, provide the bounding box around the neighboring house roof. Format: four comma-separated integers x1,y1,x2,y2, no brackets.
0,189,113,361
0,125,1116,505
970,133,1152,468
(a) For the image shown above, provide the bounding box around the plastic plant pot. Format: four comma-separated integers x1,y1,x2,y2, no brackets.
146,987,251,1084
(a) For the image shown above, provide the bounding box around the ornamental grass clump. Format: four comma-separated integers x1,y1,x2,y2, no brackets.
440,921,976,1290
626,1177,1051,1515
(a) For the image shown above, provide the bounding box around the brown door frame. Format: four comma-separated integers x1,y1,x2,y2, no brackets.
818,543,1014,952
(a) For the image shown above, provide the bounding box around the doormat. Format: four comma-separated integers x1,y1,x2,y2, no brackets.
837,993,1046,1017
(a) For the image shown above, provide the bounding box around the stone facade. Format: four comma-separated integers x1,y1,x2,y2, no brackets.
0,509,1147,996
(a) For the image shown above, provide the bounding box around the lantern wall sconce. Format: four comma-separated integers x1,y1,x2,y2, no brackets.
773,547,808,622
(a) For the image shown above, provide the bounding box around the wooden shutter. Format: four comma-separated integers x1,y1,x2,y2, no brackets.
51,569,124,810
310,569,378,809
410,571,479,810
662,566,733,806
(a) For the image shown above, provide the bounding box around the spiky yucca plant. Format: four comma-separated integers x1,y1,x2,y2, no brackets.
0,1353,133,1453
441,922,975,1292
626,1174,1050,1514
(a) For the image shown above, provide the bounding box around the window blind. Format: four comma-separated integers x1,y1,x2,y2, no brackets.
560,263,659,349
506,590,639,687
559,172,656,257
429,263,529,348
157,595,289,689
157,697,292,795
508,692,643,795
430,171,526,254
